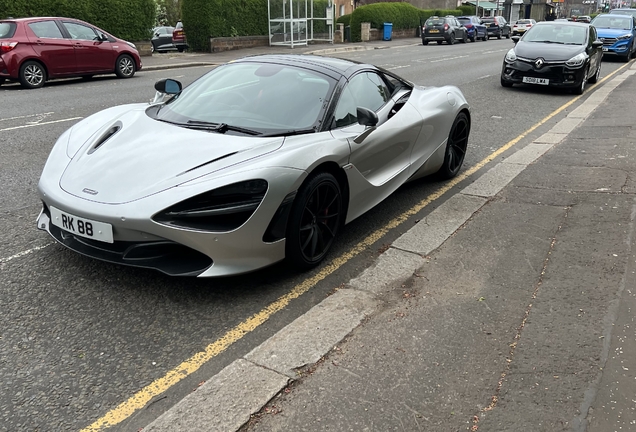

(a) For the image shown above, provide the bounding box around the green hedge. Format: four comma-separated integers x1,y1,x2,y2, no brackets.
0,0,155,41
457,5,476,16
350,3,461,42
337,13,351,26
183,0,331,51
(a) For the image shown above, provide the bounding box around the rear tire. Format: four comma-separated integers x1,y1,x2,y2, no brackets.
448,33,455,45
483,33,488,41
470,32,476,42
497,32,502,40
422,39,429,45
461,32,468,43
0,78,5,86
286,172,343,270
19,60,46,89
437,112,469,180
437,40,443,45
588,62,601,84
115,54,135,78
177,46,185,52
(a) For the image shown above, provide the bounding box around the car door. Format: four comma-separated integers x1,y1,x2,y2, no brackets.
329,71,421,221
25,20,76,76
588,25,602,73
454,18,466,39
62,21,115,73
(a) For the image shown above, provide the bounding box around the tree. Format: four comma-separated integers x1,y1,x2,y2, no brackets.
155,0,182,26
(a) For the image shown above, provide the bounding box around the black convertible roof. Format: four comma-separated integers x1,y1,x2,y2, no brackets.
233,54,369,80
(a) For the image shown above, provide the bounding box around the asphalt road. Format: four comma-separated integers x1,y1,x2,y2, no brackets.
0,39,625,431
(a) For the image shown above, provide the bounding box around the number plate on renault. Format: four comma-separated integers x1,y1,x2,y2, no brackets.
522,76,549,85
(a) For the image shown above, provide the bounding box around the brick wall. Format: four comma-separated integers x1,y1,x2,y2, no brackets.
209,36,269,52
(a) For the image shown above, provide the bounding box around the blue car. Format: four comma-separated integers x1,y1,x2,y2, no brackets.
591,13,636,61
457,16,488,42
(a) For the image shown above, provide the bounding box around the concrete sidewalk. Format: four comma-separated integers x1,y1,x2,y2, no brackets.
139,38,421,71
143,61,636,431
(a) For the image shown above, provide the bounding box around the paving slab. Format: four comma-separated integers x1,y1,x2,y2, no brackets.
504,143,554,166
244,288,378,378
144,359,289,432
461,162,527,197
392,193,487,255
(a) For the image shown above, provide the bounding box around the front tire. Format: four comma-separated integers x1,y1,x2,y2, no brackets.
286,172,343,269
437,112,469,179
115,54,135,78
482,32,488,41
19,60,46,89
461,32,468,43
573,66,588,95
501,77,513,88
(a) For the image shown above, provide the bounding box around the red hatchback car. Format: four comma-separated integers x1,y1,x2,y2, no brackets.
0,17,142,89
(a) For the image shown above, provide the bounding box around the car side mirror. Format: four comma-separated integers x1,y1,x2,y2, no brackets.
511,35,520,44
356,107,378,127
155,78,182,94
592,40,603,48
99,33,109,41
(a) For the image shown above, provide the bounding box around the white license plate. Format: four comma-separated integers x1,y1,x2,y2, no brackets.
50,206,114,243
429,29,439,33
522,76,549,85
602,47,608,52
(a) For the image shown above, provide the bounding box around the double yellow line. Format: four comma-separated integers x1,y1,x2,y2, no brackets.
82,63,630,431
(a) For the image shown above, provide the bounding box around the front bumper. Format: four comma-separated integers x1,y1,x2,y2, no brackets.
500,59,587,88
600,39,632,56
37,166,307,277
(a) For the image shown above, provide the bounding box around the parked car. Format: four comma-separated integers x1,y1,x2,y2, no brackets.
457,16,488,42
36,54,471,277
172,21,187,52
575,15,591,23
591,13,636,61
481,16,511,39
0,17,141,89
422,16,468,45
501,21,603,94
511,19,536,36
151,26,175,53
609,8,636,19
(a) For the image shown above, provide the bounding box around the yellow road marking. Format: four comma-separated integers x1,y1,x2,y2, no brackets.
81,63,629,431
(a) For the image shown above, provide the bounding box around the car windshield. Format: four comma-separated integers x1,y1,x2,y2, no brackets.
0,22,16,38
523,24,587,44
517,20,532,25
610,9,636,18
591,15,633,29
155,62,335,135
458,18,470,25
425,18,445,25
481,18,495,22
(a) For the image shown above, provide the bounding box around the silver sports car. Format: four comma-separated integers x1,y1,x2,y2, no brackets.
37,55,470,277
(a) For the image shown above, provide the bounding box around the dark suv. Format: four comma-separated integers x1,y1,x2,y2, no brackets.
481,16,511,39
422,16,468,45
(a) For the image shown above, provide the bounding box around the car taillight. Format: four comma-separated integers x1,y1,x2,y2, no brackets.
422,25,426,31
0,41,17,54
444,24,449,30
465,24,473,28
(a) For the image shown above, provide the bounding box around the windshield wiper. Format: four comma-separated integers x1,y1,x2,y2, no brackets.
532,40,564,44
185,120,262,135
261,128,317,137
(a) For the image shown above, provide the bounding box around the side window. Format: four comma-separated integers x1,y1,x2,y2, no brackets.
63,22,98,41
28,21,64,39
334,72,392,128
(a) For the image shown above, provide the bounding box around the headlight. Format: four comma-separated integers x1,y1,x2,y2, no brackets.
126,41,137,50
153,180,268,231
617,34,633,40
565,53,586,68
505,49,517,63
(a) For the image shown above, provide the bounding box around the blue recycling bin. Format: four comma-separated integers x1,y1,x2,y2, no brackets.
383,22,392,41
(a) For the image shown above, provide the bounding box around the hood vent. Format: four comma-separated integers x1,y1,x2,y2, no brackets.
178,152,238,176
88,122,122,155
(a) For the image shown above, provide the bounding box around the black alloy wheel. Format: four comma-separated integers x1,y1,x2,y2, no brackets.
115,54,135,78
497,30,502,39
19,60,46,89
470,31,476,42
448,33,456,45
483,32,488,41
286,172,343,269
622,43,633,62
437,112,470,179
461,32,468,43
506,29,511,39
